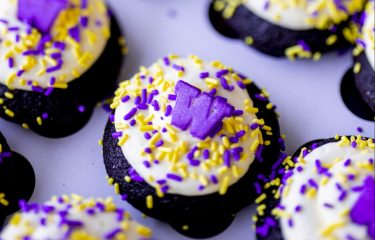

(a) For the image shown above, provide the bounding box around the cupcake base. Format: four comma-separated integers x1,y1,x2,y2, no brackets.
209,1,350,57
0,14,125,138
353,52,375,112
103,76,282,238
255,138,352,240
341,67,374,121
0,132,35,227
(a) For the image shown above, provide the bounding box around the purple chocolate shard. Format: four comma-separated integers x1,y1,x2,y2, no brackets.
171,80,234,140
350,175,375,238
18,0,68,33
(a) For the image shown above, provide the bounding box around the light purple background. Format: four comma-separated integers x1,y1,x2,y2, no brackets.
1,0,374,239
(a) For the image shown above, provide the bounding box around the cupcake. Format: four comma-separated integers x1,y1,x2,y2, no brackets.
210,0,365,59
255,136,375,240
102,55,282,238
0,131,35,227
0,0,125,138
0,195,153,240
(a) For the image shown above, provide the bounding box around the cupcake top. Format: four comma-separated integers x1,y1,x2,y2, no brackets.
110,55,268,196
0,0,110,91
258,136,375,240
217,0,364,30
361,1,375,70
0,195,153,240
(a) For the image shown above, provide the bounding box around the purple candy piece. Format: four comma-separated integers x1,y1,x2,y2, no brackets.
18,0,68,33
171,80,234,140
350,175,375,238
68,25,80,42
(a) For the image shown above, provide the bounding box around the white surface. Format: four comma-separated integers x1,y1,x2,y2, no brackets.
0,0,374,239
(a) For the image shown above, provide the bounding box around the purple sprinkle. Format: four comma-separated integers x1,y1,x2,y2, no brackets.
78,105,85,112
124,108,137,120
232,110,243,116
163,57,170,66
203,149,210,159
105,228,122,239
137,103,148,110
165,105,172,117
324,203,334,208
161,185,170,193
223,150,231,167
172,64,184,72
250,123,259,130
143,161,151,168
300,184,307,194
121,95,130,102
134,96,141,105
112,131,122,138
295,205,302,212
351,141,357,148
357,127,363,133
41,113,48,119
338,191,347,201
199,72,209,79
216,69,229,78
344,159,351,167
8,57,14,68
210,175,218,184
166,173,183,182
144,148,152,154
157,179,167,185
144,133,151,140
155,140,164,147
129,119,136,126
168,94,177,101
189,159,201,167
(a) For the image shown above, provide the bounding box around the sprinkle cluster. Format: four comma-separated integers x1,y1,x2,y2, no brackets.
213,0,365,60
0,0,110,91
0,195,153,240
351,0,375,74
109,55,275,197
214,0,365,29
254,136,375,239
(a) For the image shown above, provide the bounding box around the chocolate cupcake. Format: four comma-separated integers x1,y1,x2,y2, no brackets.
0,0,125,138
0,195,153,240
0,131,35,227
209,0,365,59
255,136,375,240
103,55,282,238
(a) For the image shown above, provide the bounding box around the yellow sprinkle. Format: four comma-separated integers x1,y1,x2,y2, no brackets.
136,225,152,237
107,178,114,185
326,34,337,46
36,116,42,126
219,176,230,195
320,221,346,236
250,140,260,152
255,193,266,204
114,183,120,194
245,36,254,45
5,109,15,117
353,62,361,74
182,225,189,231
9,213,21,225
146,195,153,209
124,176,131,183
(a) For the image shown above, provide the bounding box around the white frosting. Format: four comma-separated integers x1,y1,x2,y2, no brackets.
279,141,375,240
363,1,375,70
113,55,262,196
0,196,153,240
241,0,365,30
0,0,109,91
